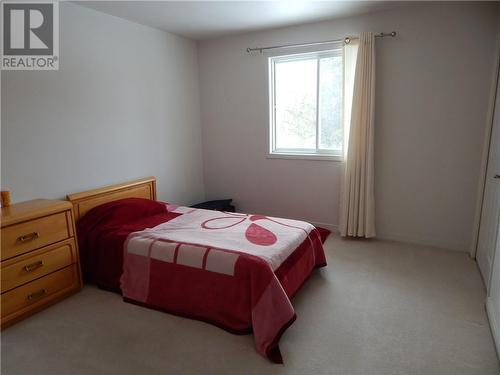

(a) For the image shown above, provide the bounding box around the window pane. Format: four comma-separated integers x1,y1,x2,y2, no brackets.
318,55,343,151
275,58,317,149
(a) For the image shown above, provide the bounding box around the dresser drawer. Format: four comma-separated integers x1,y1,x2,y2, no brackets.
1,239,77,293
1,265,79,320
1,212,71,261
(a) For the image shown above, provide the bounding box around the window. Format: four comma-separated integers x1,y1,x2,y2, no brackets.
269,49,344,160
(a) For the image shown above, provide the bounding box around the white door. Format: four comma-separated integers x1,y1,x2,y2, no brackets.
486,207,500,358
477,72,500,286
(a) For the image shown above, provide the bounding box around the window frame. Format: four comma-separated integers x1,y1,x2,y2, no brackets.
268,48,344,162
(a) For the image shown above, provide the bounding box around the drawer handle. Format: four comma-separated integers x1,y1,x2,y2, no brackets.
27,288,47,301
17,232,39,243
24,260,44,272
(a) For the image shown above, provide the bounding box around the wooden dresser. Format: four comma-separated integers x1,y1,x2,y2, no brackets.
1,199,82,328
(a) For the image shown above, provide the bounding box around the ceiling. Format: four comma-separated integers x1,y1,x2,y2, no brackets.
75,1,402,40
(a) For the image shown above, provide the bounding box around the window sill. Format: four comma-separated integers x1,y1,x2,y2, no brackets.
266,152,344,162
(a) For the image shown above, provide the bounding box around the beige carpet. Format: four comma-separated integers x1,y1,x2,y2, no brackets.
1,236,499,375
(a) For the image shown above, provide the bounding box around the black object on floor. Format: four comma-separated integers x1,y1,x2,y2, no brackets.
191,199,235,212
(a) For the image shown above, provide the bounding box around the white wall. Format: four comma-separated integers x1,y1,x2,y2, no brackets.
1,2,205,205
198,2,500,251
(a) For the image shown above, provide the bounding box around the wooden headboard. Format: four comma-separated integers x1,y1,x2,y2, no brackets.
66,177,157,222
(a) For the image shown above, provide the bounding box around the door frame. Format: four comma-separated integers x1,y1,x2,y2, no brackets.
472,39,500,259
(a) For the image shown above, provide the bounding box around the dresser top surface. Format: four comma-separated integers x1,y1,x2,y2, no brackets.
1,199,72,227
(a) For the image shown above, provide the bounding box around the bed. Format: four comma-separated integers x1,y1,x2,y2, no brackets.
67,177,327,363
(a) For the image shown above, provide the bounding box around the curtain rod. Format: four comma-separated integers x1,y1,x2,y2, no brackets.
246,31,396,53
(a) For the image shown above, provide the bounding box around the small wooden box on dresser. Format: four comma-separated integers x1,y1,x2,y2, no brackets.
0,199,82,329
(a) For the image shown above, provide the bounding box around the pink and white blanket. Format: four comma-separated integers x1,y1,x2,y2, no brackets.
120,206,327,363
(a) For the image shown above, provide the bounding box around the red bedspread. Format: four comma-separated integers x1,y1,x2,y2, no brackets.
77,198,328,363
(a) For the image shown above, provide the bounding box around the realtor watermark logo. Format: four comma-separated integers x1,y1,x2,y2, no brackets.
1,1,59,70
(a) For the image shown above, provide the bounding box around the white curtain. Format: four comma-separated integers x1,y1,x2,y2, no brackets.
340,32,376,238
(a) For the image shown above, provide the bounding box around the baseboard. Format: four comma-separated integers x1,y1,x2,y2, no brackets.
376,231,469,253
283,219,466,252
274,216,338,233
486,298,500,361
304,225,467,251
309,221,338,233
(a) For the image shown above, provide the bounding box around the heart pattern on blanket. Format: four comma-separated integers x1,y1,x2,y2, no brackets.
201,216,246,230
245,223,278,246
201,213,280,246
